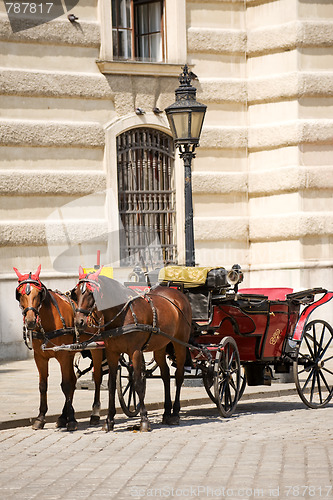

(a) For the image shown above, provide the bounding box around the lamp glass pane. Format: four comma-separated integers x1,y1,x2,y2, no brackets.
191,111,205,140
166,115,177,139
172,112,190,140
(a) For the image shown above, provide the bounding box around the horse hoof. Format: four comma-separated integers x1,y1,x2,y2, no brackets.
89,415,100,426
56,417,67,428
140,420,151,432
103,419,114,432
67,420,78,432
162,415,179,426
162,414,171,425
32,418,45,430
170,415,180,426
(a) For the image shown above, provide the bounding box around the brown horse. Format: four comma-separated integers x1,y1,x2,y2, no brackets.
72,266,192,432
14,265,104,431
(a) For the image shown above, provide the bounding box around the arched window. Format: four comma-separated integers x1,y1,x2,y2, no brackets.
117,127,177,267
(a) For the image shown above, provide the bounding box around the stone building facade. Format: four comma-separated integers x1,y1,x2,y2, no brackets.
0,0,332,359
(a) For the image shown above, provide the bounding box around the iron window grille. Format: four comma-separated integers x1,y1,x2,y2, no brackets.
112,0,164,62
117,128,177,268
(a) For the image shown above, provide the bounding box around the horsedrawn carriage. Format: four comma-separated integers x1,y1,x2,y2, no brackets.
113,264,333,418
15,262,333,431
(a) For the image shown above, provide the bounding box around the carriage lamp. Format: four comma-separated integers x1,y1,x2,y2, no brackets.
165,64,207,267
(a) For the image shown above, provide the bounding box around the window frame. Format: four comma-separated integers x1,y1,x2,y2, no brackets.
111,0,165,63
116,126,177,267
98,0,186,75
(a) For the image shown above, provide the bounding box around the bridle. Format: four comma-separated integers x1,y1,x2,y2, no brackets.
16,276,46,350
16,278,46,321
74,278,103,328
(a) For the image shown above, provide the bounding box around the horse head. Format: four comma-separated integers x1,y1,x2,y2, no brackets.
14,265,46,330
72,266,103,332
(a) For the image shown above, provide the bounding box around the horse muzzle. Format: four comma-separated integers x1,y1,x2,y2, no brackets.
23,307,39,330
74,315,87,333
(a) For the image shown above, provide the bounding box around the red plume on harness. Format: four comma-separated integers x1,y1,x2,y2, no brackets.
78,266,103,293
14,265,43,295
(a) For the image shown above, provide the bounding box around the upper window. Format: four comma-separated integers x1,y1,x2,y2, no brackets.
112,0,164,62
117,127,176,267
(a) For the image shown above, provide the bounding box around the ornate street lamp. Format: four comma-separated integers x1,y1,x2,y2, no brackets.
165,64,207,267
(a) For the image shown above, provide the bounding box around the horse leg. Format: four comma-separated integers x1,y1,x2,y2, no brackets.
132,350,150,432
103,350,119,432
57,355,78,431
32,354,49,430
170,344,187,425
89,349,104,426
154,347,173,425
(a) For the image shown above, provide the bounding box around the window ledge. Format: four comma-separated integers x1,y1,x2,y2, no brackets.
96,60,182,77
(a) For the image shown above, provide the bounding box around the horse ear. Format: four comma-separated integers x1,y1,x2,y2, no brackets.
70,288,77,302
92,266,103,279
35,264,41,280
13,267,24,280
79,266,86,280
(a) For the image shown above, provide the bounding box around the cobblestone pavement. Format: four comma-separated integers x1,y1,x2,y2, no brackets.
0,394,332,500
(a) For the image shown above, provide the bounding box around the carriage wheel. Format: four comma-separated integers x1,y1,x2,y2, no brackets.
213,337,241,417
202,369,217,404
293,320,333,408
239,367,247,400
204,365,246,404
116,353,146,417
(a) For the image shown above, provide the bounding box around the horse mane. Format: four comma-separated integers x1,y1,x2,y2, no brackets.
94,275,134,312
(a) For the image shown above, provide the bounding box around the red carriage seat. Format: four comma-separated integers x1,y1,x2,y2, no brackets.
239,288,293,301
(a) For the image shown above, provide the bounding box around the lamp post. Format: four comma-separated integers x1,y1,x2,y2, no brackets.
165,64,207,267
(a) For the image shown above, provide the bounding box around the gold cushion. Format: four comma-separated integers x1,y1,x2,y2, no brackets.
158,266,218,287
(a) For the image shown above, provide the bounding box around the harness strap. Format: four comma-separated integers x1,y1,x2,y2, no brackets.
32,327,75,341
138,294,158,351
101,323,195,351
48,292,67,329
76,307,93,315
22,306,40,316
129,303,139,326
147,291,192,330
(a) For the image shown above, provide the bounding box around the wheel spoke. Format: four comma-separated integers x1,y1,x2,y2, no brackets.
322,366,333,377
122,379,131,397
318,324,326,352
312,325,317,358
310,368,317,403
229,376,237,393
318,369,332,394
304,334,315,359
316,371,323,404
219,379,227,400
301,366,315,393
317,335,333,361
297,366,310,376
227,350,235,370
225,382,231,410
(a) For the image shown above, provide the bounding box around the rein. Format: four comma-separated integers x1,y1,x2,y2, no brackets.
48,322,206,357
